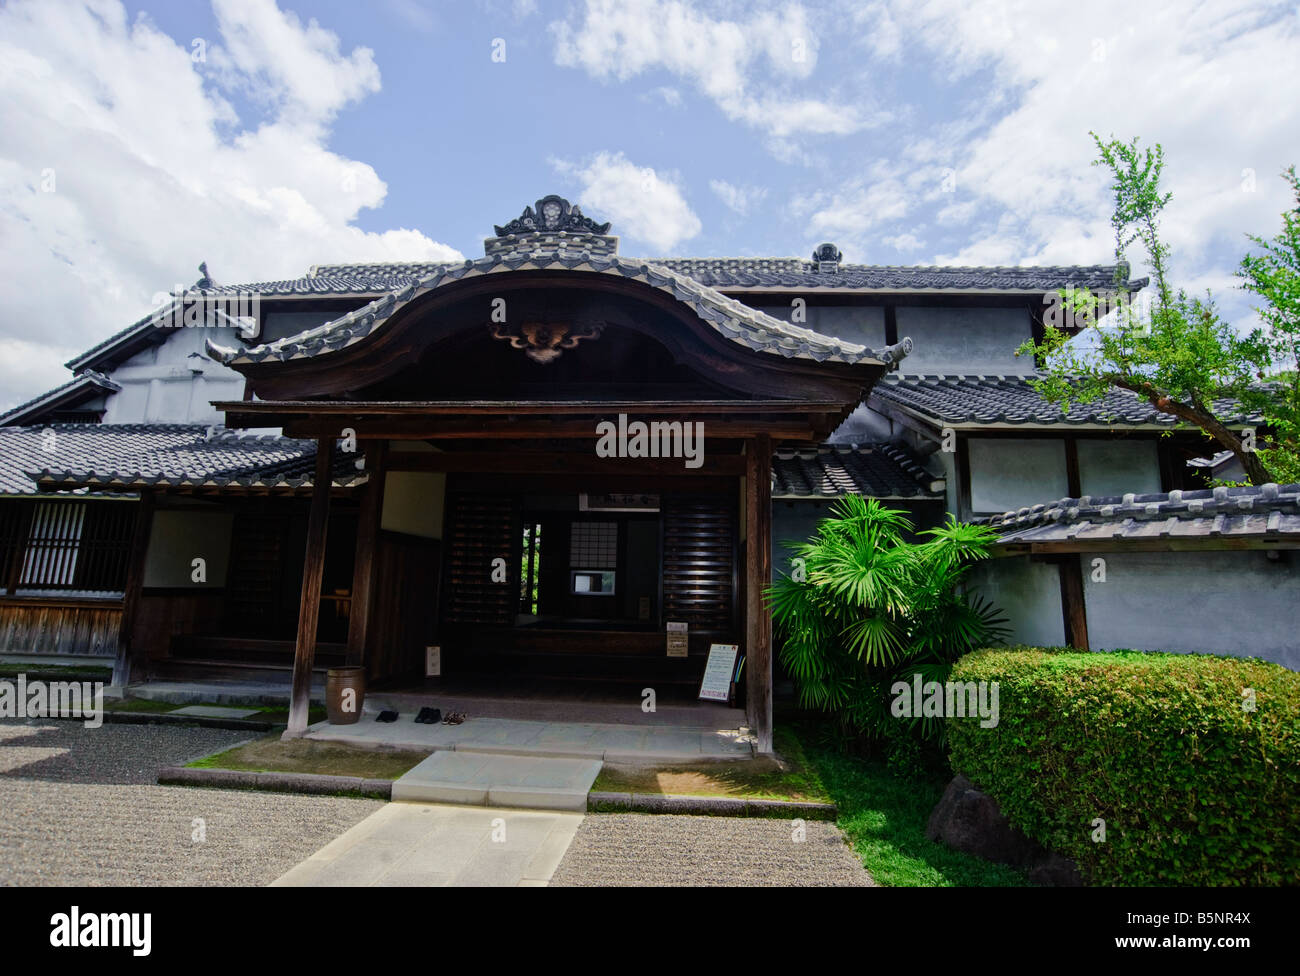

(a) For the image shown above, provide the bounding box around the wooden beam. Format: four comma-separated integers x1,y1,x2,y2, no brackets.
386,450,747,476
346,442,386,668
113,492,155,687
745,434,774,754
217,399,850,415
1064,435,1081,498
278,417,817,441
286,438,334,738
1057,554,1090,650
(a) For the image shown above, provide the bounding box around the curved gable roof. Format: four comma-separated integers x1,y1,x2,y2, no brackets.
207,242,914,370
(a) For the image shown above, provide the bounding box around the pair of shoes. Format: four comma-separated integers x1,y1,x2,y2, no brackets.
376,710,399,723
415,707,442,724
441,711,466,725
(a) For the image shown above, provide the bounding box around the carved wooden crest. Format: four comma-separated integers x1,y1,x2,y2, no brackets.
489,319,604,364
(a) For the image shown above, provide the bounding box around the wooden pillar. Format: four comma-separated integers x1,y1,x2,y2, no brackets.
286,437,335,738
346,442,386,668
745,434,774,754
113,492,155,688
1058,554,1090,650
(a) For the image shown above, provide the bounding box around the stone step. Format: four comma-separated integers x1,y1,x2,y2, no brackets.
392,751,602,812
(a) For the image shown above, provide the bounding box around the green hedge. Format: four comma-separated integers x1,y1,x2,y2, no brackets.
947,647,1300,886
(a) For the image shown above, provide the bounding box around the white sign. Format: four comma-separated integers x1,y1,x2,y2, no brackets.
698,643,739,702
425,646,441,677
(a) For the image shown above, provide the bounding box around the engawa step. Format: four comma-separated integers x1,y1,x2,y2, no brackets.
392,751,602,811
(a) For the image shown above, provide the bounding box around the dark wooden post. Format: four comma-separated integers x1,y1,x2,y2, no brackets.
286,437,335,738
1058,554,1090,650
346,441,386,668
113,492,155,687
745,434,774,754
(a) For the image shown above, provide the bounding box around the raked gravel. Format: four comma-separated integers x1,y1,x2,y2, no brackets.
550,812,876,887
0,720,382,886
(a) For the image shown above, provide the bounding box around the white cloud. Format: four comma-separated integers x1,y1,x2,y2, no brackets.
550,0,877,139
709,179,768,216
872,0,1300,287
881,232,924,253
552,151,701,252
806,177,911,240
0,0,462,411
644,85,683,106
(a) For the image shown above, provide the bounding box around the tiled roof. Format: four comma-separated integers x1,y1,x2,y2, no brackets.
651,259,1142,293
870,374,1261,429
982,483,1300,546
0,371,119,426
311,259,1142,294
0,424,364,495
207,242,913,368
772,444,944,499
66,255,1143,374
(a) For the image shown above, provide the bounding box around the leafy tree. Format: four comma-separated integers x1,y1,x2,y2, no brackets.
1017,133,1291,485
1237,166,1300,484
766,496,1006,748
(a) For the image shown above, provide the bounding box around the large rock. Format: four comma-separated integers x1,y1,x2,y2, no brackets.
926,774,1082,885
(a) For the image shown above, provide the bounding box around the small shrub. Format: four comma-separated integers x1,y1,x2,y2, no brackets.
946,647,1300,886
768,496,1006,748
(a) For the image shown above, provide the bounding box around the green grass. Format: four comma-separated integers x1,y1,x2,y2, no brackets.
103,698,325,723
187,735,428,779
592,725,832,804
793,722,1031,887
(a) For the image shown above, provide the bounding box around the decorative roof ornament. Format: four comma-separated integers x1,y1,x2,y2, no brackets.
195,261,214,289
488,318,605,365
811,243,842,273
493,194,612,236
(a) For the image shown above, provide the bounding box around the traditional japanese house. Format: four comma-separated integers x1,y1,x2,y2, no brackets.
3,193,1294,755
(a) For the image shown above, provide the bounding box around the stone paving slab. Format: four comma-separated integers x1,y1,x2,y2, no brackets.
393,751,602,811
304,712,754,761
169,705,262,719
271,802,584,887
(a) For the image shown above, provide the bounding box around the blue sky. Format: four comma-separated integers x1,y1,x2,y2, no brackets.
2,0,1298,408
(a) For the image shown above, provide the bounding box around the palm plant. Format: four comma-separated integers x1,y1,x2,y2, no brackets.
767,495,1007,746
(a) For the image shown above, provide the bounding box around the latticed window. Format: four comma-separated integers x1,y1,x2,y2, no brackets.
569,521,618,596
1,500,134,594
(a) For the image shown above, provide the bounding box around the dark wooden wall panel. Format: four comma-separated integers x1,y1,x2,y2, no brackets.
661,494,737,632
442,493,516,626
0,598,122,657
368,531,441,683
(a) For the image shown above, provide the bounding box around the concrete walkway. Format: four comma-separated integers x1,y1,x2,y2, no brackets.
393,752,602,810
271,802,583,887
304,712,754,761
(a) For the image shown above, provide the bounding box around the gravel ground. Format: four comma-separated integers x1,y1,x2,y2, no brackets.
550,812,875,887
0,719,383,886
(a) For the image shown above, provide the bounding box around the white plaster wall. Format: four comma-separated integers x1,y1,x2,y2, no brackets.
894,307,1034,375
142,508,233,588
968,438,1067,513
754,304,887,349
1082,550,1299,669
967,558,1065,648
101,324,246,425
1077,438,1162,497
381,471,446,539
